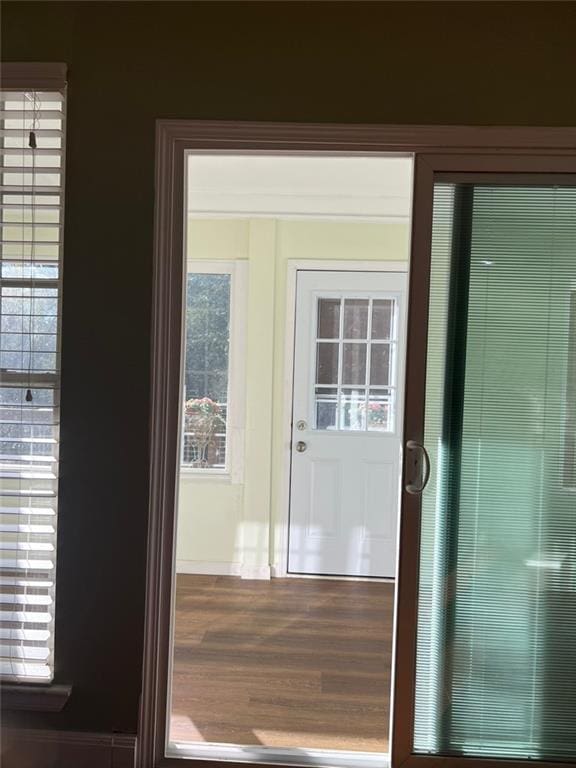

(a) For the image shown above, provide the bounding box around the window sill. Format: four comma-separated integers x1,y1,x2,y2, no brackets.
180,467,233,483
0,683,72,712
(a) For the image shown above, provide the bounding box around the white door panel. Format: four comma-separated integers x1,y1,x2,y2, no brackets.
288,270,406,577
307,459,342,539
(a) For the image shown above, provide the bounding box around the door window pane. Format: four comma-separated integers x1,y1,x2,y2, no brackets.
370,344,390,386
415,183,576,761
343,298,369,339
316,342,339,385
367,390,392,431
340,388,367,430
315,387,338,430
317,298,340,339
371,299,393,339
342,343,367,386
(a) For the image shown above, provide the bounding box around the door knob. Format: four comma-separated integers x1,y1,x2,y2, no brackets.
295,441,307,453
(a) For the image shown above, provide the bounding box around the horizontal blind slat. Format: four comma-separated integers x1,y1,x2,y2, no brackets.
0,541,55,551
0,560,54,571
0,186,63,194
0,593,53,606
0,644,50,661
0,129,63,138
0,662,51,680
0,628,50,641
0,110,64,120
0,524,54,533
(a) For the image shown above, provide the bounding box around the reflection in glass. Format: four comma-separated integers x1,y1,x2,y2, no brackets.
341,388,367,430
367,390,392,431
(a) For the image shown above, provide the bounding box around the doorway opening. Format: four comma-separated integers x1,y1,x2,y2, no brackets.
169,153,413,762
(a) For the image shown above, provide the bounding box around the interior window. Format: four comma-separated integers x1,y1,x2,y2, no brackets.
182,272,231,470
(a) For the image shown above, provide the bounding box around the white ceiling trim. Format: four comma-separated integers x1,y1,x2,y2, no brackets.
187,155,413,220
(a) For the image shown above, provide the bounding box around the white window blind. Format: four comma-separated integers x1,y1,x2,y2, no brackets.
0,84,66,682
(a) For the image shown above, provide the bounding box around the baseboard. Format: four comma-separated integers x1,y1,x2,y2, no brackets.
176,560,271,580
240,564,271,580
176,559,242,576
1,728,136,768
271,565,396,583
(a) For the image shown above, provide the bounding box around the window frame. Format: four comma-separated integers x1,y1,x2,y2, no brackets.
0,62,71,711
179,258,247,483
139,120,576,768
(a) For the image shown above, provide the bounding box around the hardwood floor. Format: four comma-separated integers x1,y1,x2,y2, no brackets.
170,575,394,752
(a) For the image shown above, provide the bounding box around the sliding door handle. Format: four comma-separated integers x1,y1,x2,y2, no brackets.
405,440,431,495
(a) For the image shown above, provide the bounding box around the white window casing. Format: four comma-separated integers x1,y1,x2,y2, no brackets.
180,260,247,484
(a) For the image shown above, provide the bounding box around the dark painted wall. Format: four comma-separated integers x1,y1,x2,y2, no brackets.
2,0,575,737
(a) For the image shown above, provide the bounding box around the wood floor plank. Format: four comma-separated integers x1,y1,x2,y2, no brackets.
170,575,394,752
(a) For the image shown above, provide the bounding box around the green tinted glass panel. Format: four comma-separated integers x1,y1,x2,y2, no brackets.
415,184,576,761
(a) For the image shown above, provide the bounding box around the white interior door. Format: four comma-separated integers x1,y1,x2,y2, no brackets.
288,270,407,578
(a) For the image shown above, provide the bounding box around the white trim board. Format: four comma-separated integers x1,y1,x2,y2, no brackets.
168,741,389,768
186,154,412,220
270,566,396,583
176,560,271,580
273,259,410,578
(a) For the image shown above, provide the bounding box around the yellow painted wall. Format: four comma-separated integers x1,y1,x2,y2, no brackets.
176,217,409,574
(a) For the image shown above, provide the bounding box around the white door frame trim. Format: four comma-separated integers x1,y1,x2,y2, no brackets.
273,259,409,579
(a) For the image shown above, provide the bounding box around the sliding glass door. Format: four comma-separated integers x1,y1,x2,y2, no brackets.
396,171,576,766
145,129,576,768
